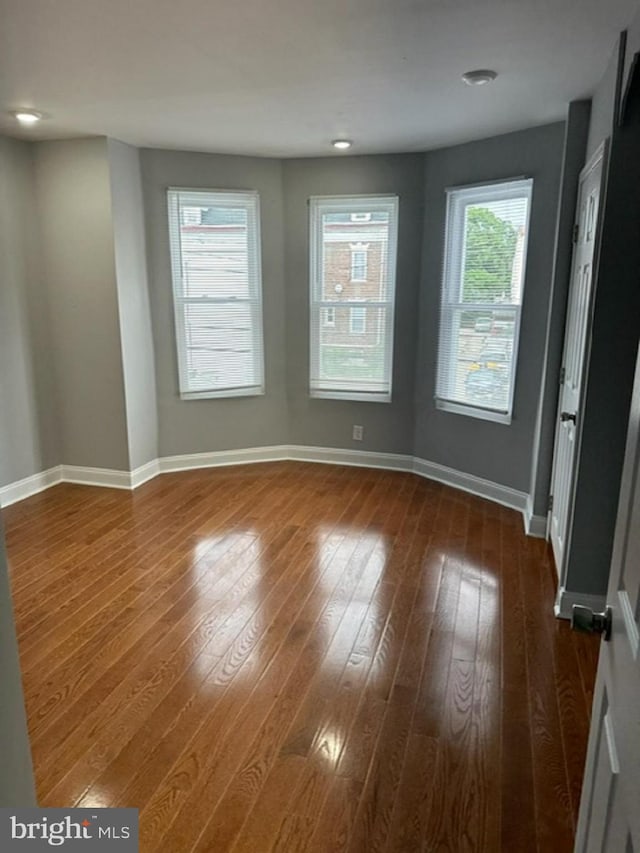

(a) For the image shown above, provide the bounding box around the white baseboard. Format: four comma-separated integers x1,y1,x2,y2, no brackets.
159,444,291,474
554,586,607,621
290,445,414,472
412,456,528,512
523,496,548,539
60,465,133,490
130,459,161,488
63,460,162,490
2,445,539,536
525,513,548,538
0,466,62,507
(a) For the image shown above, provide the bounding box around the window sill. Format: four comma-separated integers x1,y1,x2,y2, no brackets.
435,398,512,425
311,389,391,404
180,386,265,401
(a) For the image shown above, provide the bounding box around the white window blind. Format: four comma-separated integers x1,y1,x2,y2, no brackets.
435,178,533,424
309,195,399,402
167,188,264,399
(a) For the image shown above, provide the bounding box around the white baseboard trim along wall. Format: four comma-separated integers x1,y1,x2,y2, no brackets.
0,444,547,539
0,467,63,507
554,586,607,621
523,495,548,539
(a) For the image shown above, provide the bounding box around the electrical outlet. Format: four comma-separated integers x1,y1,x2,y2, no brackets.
352,425,364,441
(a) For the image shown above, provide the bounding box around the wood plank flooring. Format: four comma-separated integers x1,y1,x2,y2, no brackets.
2,462,599,852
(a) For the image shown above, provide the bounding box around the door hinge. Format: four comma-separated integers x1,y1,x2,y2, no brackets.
573,224,579,243
559,366,566,385
548,494,554,512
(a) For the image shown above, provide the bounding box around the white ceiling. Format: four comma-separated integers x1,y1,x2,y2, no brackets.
0,0,637,157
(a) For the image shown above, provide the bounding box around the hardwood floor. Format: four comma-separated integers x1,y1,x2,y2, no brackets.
3,462,598,852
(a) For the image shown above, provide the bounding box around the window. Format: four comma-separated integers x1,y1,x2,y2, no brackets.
323,307,336,328
167,188,264,399
435,178,533,424
350,246,368,281
309,195,399,402
350,306,366,334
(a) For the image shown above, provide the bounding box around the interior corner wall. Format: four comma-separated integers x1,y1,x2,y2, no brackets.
283,155,423,456
107,139,159,471
528,100,591,519
33,138,130,471
414,122,566,492
140,148,289,457
0,136,60,488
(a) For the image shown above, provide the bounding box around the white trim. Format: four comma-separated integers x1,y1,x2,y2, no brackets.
524,496,548,539
131,459,161,489
0,466,62,508
290,445,413,472
603,711,620,775
435,178,533,424
60,465,133,490
412,456,528,512
309,389,392,403
179,386,265,401
308,195,398,403
618,589,640,660
159,445,291,473
554,586,607,621
435,398,512,425
167,188,265,400
1,446,539,535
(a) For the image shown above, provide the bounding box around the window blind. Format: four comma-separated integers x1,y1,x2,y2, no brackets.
435,179,533,423
309,195,399,402
167,188,264,399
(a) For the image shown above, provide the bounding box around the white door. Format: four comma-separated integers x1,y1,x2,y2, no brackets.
573,342,640,852
549,142,607,575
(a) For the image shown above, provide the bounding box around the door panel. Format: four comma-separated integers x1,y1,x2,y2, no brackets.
575,341,640,852
582,687,617,853
549,144,607,575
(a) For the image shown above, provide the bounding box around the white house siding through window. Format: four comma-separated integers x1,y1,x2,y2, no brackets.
167,188,265,399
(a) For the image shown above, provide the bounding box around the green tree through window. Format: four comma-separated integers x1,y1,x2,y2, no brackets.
462,206,518,302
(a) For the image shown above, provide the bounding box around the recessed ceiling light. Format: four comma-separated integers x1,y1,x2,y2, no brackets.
332,139,353,150
10,109,44,125
461,69,497,86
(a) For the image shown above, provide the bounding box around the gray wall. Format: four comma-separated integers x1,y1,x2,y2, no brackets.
108,140,159,470
528,101,591,518
414,123,566,492
0,137,59,487
33,138,130,470
140,149,289,456
2,127,569,515
283,155,424,455
586,49,619,160
565,19,640,596
0,518,37,806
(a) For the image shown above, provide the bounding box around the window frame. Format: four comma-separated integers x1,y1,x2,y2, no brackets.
167,187,265,400
309,194,399,403
435,178,533,425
